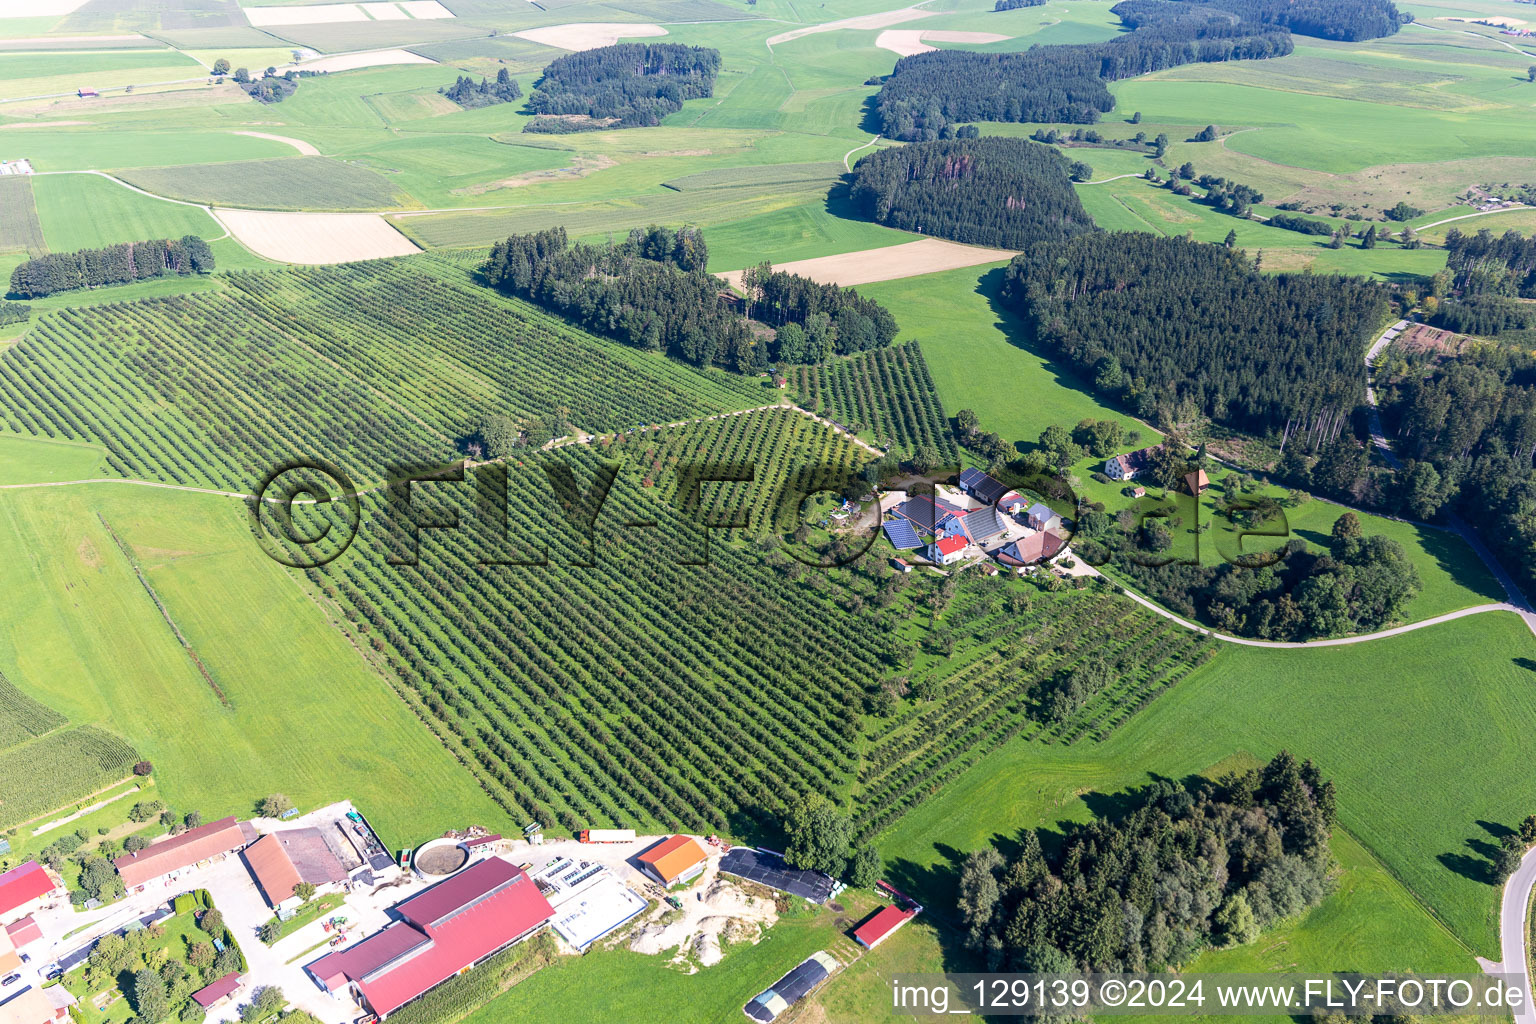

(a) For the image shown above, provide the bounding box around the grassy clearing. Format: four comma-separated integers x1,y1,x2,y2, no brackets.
0,483,506,847
31,172,221,250
702,202,917,271
854,265,1154,450
116,156,409,210
880,610,1536,959
2,127,294,172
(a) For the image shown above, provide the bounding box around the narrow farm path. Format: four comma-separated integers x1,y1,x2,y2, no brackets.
843,134,879,171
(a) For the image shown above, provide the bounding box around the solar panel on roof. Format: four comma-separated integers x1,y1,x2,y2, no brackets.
882,519,922,550
718,849,835,903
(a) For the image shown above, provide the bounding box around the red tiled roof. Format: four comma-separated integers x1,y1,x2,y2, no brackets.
243,834,302,907
114,817,251,889
933,534,967,556
4,917,41,950
191,972,242,1008
462,834,502,849
309,859,553,1019
0,863,54,917
853,904,914,949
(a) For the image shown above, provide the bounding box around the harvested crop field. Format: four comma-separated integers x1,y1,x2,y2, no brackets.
296,47,435,73
719,238,1014,288
116,156,405,210
766,7,933,46
0,176,46,255
512,22,667,51
216,208,419,263
231,130,320,155
874,29,1011,56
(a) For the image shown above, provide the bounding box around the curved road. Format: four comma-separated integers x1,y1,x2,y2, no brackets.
1502,846,1536,1024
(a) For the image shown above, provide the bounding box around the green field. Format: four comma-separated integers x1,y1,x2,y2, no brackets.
0,482,507,846
855,265,1154,450
116,155,409,210
882,610,1536,958
0,431,106,483
31,171,222,249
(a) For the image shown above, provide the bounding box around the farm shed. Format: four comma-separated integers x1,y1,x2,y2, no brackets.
996,531,1066,567
960,506,1008,543
243,828,346,909
744,951,838,1022
853,904,916,949
3,918,40,952
636,835,707,885
892,493,962,533
958,468,1008,505
307,858,554,1020
190,972,242,1010
114,817,256,889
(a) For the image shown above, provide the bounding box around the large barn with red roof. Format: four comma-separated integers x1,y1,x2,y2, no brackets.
307,857,554,1019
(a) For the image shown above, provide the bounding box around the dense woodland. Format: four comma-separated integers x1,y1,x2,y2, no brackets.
1431,295,1536,338
994,0,1045,8
958,753,1336,970
876,0,1402,138
999,234,1387,443
441,68,522,108
8,236,214,298
525,43,719,131
848,137,1095,249
1443,227,1536,298
480,227,896,371
1378,336,1536,599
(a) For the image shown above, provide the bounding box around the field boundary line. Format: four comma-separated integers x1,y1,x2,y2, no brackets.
3,772,140,834
96,511,229,706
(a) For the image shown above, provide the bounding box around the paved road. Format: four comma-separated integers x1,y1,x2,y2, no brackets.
1501,846,1536,1024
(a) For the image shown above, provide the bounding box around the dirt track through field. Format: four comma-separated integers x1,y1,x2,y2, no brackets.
231,131,320,156
719,238,1014,289
766,6,934,47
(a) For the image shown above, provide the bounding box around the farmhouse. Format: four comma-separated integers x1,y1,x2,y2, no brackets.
933,512,969,539
927,533,967,566
308,857,554,1020
996,531,1066,567
1023,502,1057,531
242,828,348,909
958,467,1009,505
1104,445,1160,481
114,816,256,889
852,904,917,950
189,972,242,1011
636,835,707,886
0,863,57,921
1185,469,1210,494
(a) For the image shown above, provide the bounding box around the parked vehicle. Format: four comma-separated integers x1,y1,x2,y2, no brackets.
1,974,20,987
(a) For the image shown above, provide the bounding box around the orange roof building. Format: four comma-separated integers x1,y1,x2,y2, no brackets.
1185,469,1210,494
636,835,707,886
0,925,21,974
243,834,303,908
114,817,255,889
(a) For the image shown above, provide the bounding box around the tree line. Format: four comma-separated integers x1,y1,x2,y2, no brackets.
998,233,1387,443
9,236,214,299
875,0,1402,140
957,752,1336,970
1377,338,1536,599
848,137,1096,249
480,227,897,372
1443,226,1536,298
525,43,720,131
441,67,522,108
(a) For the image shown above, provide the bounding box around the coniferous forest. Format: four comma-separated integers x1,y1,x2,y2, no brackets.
875,0,1402,139
480,228,896,372
958,753,1336,970
525,43,720,131
848,137,1096,249
8,236,214,299
999,233,1387,438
